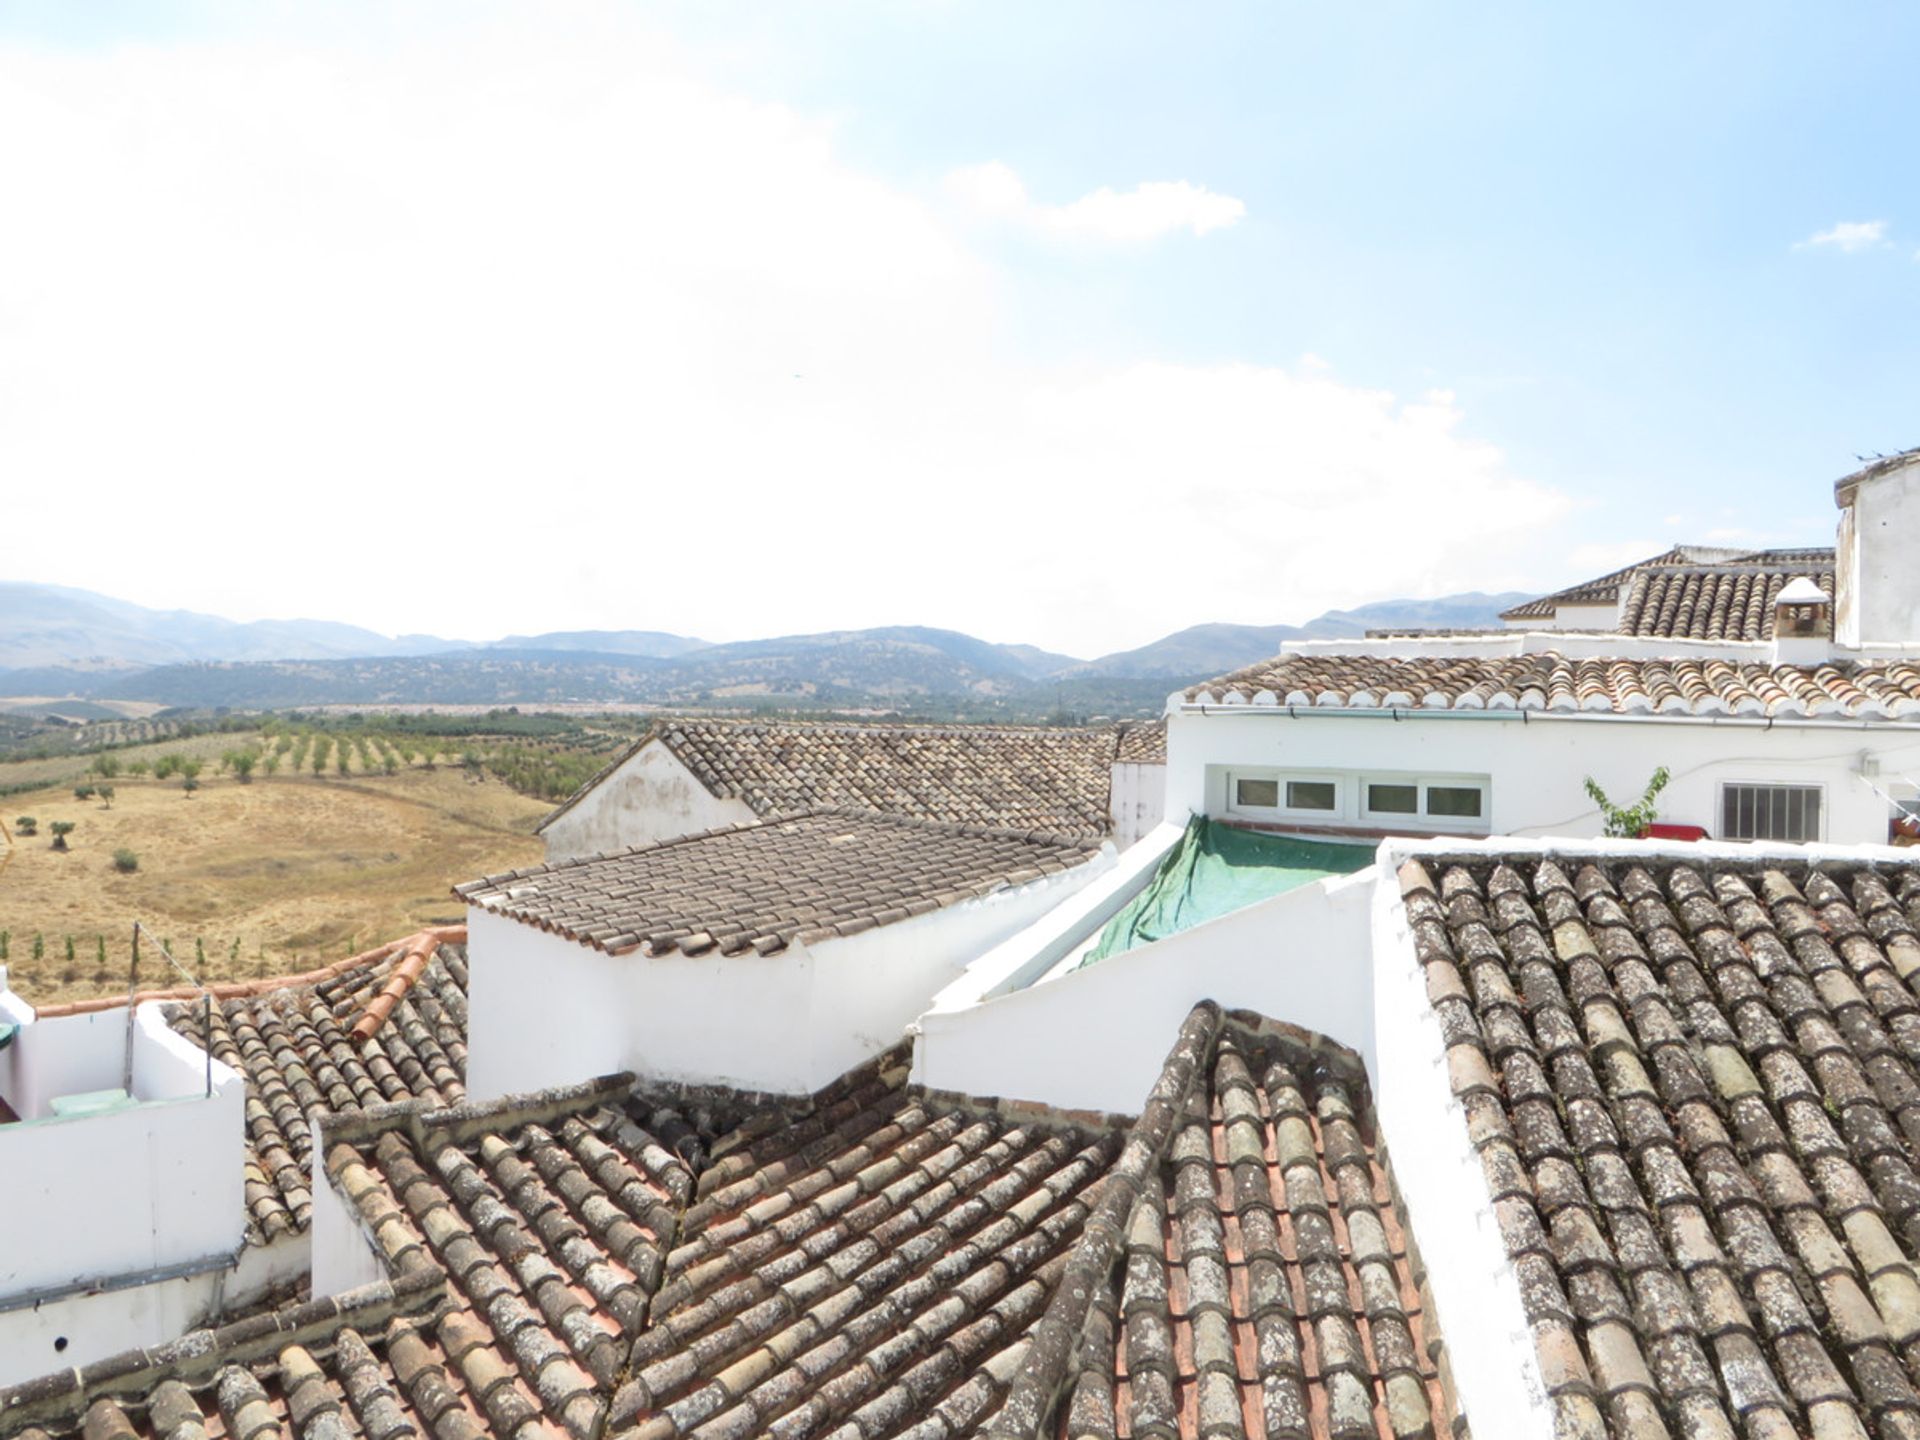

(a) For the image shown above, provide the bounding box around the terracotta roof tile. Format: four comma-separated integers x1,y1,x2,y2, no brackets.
1402,850,1920,1440
540,721,1133,840
1499,546,1757,621
1,1008,1455,1440
1619,562,1836,642
1112,719,1166,766
459,810,1103,958
163,939,471,1243
1185,652,1920,720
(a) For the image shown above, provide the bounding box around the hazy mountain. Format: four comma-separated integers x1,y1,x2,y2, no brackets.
0,582,1528,714
1303,592,1533,637
1076,592,1531,679
26,633,1075,711
487,629,710,658
0,582,471,668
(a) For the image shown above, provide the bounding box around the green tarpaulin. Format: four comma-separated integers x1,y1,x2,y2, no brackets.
1078,817,1372,968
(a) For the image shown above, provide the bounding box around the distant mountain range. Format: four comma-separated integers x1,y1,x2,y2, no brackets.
0,582,1530,715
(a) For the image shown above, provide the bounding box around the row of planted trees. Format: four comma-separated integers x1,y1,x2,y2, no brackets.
0,930,283,993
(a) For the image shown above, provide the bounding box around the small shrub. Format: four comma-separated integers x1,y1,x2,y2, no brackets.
14,816,36,836
73,784,95,801
32,934,45,962
96,784,115,809
95,935,106,965
112,847,139,874
1583,766,1672,839
183,776,199,796
49,820,76,850
63,936,75,964
0,931,8,960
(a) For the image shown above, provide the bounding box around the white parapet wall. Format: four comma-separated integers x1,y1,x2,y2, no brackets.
0,1003,248,1385
1366,848,1553,1439
466,850,1113,1102
913,865,1377,1114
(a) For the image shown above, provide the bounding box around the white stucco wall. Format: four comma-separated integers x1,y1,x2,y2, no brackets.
0,1006,246,1382
1108,762,1166,849
310,1113,387,1299
1838,458,1920,648
913,868,1376,1114
465,852,1109,1100
541,740,757,863
1165,707,1920,846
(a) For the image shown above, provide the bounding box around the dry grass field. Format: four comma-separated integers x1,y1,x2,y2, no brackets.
0,766,548,1005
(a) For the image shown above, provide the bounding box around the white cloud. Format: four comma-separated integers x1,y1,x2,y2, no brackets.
944,160,1245,243
0,8,1562,658
1796,219,1889,253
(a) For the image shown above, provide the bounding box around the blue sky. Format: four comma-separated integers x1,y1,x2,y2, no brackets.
0,2,1913,654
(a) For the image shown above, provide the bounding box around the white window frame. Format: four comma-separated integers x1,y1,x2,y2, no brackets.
1718,781,1825,843
1226,769,1347,821
1360,773,1491,832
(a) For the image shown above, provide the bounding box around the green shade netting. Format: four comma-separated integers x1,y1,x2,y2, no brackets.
1078,816,1373,968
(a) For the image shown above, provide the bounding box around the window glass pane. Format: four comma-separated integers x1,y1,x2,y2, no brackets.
1286,780,1338,811
1235,778,1279,808
1426,785,1484,818
1367,783,1419,814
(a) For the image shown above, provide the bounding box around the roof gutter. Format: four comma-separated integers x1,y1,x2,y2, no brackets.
1178,704,1920,735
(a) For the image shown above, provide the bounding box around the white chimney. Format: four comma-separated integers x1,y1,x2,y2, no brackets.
1770,576,1832,665
1835,449,1920,649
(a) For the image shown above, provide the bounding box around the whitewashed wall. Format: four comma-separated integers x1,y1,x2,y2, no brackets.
310,1112,387,1300
913,869,1376,1114
1165,707,1920,845
0,1007,245,1384
466,853,1108,1100
1108,762,1166,849
541,741,756,862
1839,459,1920,648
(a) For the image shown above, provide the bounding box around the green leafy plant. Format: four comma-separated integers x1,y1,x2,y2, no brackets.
96,784,115,809
14,816,37,836
73,784,95,801
1584,766,1672,838
49,820,76,850
112,847,139,873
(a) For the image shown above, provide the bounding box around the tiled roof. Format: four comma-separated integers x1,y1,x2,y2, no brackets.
1185,652,1920,720
539,721,1127,839
1049,1010,1456,1440
1400,849,1920,1440
1619,561,1837,642
458,810,1103,958
1,1004,1456,1440
1113,718,1167,766
1500,547,1751,622
1499,547,1835,627
163,935,471,1244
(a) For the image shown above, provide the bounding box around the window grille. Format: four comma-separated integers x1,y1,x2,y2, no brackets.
1720,783,1821,843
